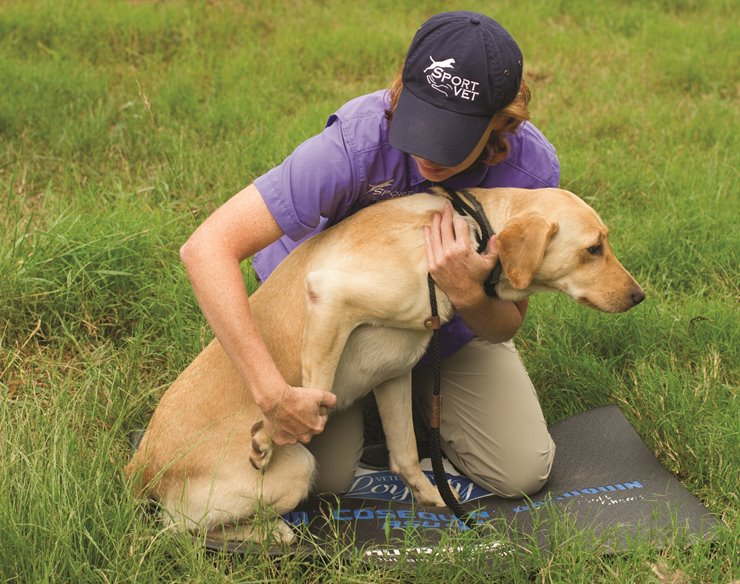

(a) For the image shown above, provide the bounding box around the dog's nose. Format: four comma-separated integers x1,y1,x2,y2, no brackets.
631,287,646,306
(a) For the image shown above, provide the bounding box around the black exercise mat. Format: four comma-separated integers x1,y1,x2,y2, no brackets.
200,405,716,560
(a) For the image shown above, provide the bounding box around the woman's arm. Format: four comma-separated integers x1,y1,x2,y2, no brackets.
180,183,337,446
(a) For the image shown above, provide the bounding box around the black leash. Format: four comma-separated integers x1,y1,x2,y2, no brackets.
424,186,502,530
425,273,475,527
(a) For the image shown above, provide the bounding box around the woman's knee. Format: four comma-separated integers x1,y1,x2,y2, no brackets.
310,461,357,495
456,432,556,499
495,439,555,498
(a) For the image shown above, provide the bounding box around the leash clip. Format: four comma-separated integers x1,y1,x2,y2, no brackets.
424,316,441,330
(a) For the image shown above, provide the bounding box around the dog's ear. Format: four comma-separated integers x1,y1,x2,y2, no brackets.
497,213,559,290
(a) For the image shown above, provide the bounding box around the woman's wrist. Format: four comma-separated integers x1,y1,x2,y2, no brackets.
448,282,488,313
246,365,288,414
457,294,523,343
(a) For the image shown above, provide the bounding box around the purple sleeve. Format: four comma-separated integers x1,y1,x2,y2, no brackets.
253,117,360,241
480,122,560,190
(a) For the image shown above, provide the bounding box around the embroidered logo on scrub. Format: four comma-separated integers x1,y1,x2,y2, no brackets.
424,56,480,101
366,180,413,200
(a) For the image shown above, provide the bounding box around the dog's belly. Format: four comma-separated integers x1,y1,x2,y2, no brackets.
331,324,432,410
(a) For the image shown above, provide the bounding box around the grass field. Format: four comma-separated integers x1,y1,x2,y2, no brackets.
1,0,737,581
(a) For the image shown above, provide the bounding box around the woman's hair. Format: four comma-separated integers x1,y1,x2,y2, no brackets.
385,67,532,166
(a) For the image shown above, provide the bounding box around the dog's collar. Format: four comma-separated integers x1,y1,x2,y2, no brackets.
436,185,503,298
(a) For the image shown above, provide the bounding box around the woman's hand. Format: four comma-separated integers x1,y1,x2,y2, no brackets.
259,384,337,446
423,202,499,310
424,202,527,343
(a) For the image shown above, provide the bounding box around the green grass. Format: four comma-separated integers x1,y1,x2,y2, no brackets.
1,0,737,581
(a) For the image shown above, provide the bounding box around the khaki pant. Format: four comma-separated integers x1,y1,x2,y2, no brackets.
307,337,556,498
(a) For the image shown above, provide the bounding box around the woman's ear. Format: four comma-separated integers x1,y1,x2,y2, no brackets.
497,213,558,289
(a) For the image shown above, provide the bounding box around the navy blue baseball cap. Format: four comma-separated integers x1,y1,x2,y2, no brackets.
389,11,523,167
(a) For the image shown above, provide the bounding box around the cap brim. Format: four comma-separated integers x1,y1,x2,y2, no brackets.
388,88,491,168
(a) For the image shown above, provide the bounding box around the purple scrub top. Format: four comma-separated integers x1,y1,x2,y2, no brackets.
253,89,559,362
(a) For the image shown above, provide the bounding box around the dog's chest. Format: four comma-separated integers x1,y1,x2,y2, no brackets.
331,324,432,410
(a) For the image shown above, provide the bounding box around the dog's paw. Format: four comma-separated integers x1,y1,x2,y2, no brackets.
273,519,296,544
412,481,447,508
413,478,462,507
209,519,295,545
249,420,274,472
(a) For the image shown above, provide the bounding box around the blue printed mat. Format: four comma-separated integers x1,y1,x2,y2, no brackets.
204,405,717,560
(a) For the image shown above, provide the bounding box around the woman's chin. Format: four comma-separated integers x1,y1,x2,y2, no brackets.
415,160,453,182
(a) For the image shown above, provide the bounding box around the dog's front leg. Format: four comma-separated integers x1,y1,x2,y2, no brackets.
251,269,359,471
374,374,446,507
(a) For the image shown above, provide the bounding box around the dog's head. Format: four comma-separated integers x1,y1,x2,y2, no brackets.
493,190,645,313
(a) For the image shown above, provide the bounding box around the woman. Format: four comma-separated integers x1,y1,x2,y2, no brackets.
180,11,558,498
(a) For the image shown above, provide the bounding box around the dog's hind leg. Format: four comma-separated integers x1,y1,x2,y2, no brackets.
166,442,314,544
374,374,446,507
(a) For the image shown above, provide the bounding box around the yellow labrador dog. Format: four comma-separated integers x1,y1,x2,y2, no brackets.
126,187,644,544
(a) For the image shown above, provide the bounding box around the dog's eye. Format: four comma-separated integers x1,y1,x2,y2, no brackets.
586,243,603,256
